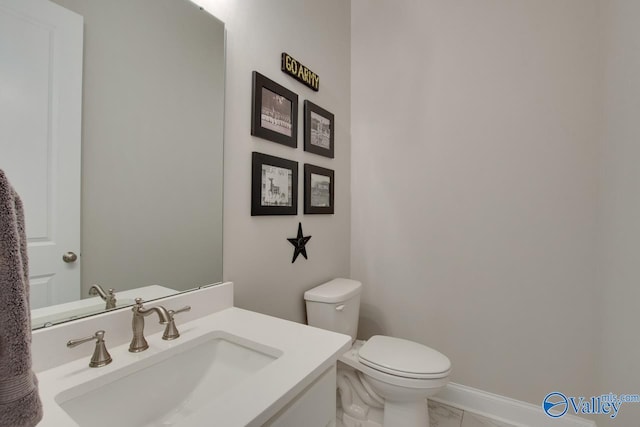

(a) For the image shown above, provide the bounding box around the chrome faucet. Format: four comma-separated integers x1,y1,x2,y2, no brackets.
89,284,117,310
129,298,171,352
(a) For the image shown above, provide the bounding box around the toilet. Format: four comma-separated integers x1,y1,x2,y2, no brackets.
304,278,451,427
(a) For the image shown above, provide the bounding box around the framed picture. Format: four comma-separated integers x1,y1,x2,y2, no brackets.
304,100,334,158
304,164,334,214
251,71,298,148
252,152,298,216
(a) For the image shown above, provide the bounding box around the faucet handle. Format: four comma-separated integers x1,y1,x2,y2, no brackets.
132,297,147,313
106,288,117,309
162,305,191,340
67,330,113,368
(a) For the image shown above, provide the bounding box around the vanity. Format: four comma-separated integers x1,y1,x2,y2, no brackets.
33,282,352,427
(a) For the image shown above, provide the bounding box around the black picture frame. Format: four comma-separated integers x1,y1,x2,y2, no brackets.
304,164,334,214
304,100,334,158
251,71,298,148
252,152,298,216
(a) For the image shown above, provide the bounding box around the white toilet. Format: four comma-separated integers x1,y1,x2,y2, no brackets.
304,278,451,427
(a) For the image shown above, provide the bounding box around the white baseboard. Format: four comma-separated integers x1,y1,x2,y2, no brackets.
430,383,597,427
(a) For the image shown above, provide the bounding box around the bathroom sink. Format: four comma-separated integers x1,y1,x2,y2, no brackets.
54,331,281,427
34,291,352,427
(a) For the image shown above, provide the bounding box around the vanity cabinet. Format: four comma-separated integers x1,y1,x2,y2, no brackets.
34,284,351,427
265,366,337,427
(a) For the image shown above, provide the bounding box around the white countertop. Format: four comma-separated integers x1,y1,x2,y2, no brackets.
36,306,351,427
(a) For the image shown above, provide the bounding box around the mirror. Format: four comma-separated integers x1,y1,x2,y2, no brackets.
1,0,224,329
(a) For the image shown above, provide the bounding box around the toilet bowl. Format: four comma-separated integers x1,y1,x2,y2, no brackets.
304,279,451,427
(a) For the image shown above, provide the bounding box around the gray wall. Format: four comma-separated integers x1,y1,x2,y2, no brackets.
52,0,225,296
351,0,600,405
200,0,351,322
599,1,640,425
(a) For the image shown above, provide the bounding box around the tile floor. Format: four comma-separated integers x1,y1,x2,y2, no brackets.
428,400,516,427
335,400,516,427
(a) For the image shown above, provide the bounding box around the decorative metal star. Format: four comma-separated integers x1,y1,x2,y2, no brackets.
287,222,311,263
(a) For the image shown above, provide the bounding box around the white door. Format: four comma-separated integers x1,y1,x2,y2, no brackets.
0,0,83,308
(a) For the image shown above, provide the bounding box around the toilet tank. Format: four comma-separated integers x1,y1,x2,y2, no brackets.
304,278,361,342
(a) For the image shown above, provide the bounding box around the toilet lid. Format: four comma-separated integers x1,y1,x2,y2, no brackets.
358,335,451,379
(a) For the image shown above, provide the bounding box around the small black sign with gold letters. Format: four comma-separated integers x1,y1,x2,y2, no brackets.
281,52,319,91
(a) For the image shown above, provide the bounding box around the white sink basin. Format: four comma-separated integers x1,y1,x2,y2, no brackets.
55,331,281,427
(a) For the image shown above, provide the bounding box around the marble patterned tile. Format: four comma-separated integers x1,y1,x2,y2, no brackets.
460,411,517,427
428,400,464,427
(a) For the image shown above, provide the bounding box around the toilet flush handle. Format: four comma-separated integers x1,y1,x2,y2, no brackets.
335,304,345,311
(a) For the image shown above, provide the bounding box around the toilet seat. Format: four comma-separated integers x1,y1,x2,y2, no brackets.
358,335,451,379
339,340,450,391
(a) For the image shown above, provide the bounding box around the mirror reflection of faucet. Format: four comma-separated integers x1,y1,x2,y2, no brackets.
88,284,116,310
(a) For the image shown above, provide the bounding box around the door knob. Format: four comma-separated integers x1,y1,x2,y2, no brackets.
62,251,78,263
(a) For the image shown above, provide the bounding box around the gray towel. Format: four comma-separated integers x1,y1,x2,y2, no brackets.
0,170,43,427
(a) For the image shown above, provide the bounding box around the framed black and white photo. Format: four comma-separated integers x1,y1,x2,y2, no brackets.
251,71,298,148
304,164,334,214
252,152,298,216
304,100,334,158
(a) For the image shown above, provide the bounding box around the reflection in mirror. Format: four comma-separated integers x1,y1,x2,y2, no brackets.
1,0,224,329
